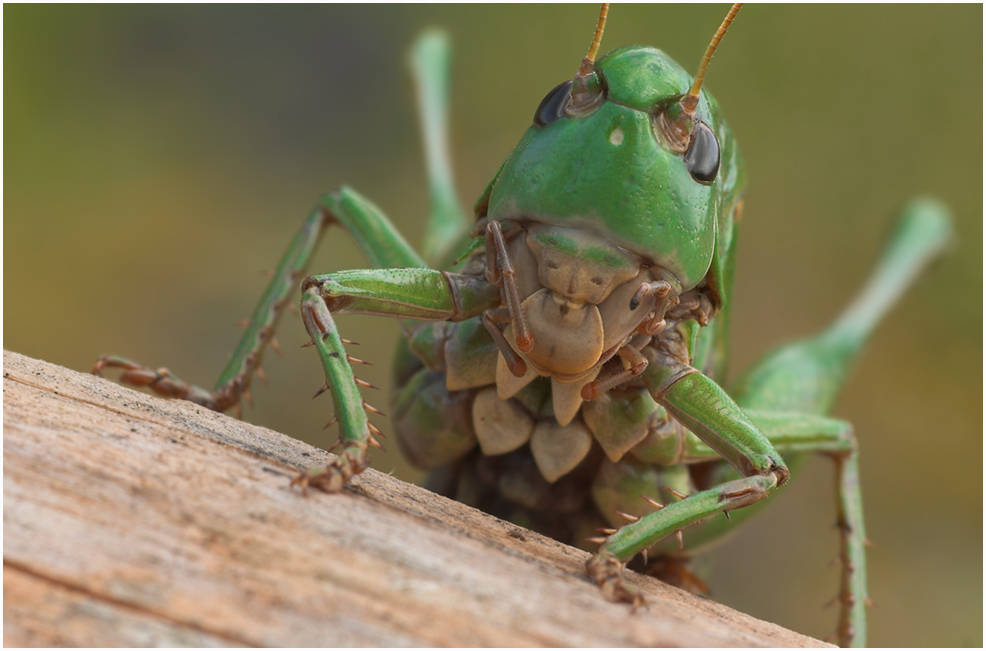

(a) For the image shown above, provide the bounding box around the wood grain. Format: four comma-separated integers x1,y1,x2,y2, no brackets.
3,350,830,647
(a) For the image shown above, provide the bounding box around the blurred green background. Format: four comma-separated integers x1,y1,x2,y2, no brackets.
5,5,981,646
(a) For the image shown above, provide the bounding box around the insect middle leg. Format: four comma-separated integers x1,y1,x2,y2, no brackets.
589,410,864,644
724,200,952,646
93,187,429,414
92,31,467,417
747,413,867,648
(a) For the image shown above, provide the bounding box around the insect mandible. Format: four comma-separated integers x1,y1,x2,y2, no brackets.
92,5,953,647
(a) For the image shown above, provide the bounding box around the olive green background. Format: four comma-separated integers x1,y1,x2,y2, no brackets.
5,5,981,646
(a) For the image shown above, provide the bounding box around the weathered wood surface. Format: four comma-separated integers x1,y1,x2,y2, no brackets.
3,350,830,647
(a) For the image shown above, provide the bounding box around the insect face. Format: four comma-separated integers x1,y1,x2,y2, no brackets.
479,40,744,429
486,45,738,300
489,221,668,424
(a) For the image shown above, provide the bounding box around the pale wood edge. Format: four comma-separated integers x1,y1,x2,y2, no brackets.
3,350,832,648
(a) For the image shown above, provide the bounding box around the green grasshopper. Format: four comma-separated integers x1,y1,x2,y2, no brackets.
93,5,952,647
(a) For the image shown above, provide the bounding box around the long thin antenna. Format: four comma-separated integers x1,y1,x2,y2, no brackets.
570,4,609,109
683,3,743,111
579,3,610,77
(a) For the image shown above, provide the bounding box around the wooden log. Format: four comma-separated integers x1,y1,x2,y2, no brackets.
3,350,830,647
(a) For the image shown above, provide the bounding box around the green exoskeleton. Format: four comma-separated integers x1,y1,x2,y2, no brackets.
93,5,952,647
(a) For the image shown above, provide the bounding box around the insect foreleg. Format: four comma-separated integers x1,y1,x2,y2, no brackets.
294,268,499,492
587,472,778,605
586,361,789,608
651,366,789,482
661,409,866,647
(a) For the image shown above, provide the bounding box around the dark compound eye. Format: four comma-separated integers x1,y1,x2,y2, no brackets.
533,80,573,127
683,121,720,184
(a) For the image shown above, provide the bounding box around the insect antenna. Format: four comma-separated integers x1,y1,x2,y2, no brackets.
682,3,743,112
660,3,743,151
569,3,609,111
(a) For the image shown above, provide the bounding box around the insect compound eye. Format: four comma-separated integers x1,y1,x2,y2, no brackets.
683,121,720,185
533,80,573,127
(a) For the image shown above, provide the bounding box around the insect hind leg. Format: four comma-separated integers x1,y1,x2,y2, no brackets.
722,198,951,647
410,31,471,266
730,197,952,416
